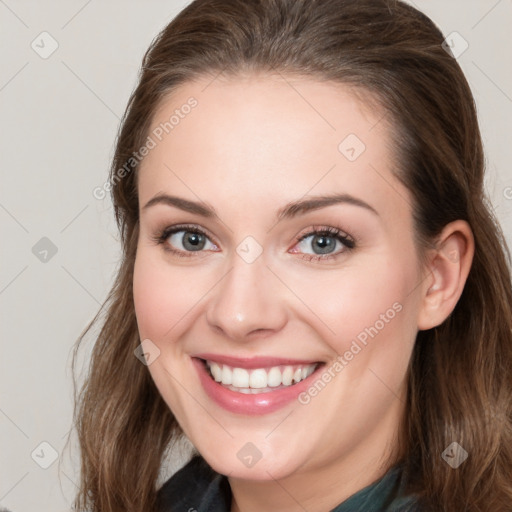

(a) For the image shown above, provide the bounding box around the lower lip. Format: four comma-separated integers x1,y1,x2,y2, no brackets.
192,357,324,415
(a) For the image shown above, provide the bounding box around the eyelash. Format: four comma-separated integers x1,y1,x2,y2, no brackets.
151,223,356,262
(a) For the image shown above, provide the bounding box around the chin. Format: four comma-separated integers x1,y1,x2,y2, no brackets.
199,443,301,481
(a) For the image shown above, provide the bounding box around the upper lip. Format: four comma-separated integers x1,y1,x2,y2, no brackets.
193,353,323,369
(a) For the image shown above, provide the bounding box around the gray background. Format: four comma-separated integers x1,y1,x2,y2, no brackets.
1,1,511,510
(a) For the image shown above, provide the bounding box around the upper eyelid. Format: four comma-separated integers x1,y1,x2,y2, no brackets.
297,226,352,241
162,223,350,238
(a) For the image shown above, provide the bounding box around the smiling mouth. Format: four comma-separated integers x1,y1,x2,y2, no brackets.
199,358,324,394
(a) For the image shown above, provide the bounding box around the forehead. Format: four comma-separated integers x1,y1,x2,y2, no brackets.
138,74,410,226
147,74,384,165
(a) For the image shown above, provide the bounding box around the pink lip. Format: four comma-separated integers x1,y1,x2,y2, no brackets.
192,353,321,369
191,357,324,415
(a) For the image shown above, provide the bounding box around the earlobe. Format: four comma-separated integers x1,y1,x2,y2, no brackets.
417,220,475,331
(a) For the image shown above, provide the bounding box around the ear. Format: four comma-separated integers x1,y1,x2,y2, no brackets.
417,220,475,331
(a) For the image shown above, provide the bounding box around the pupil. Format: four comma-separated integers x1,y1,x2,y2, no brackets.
183,232,205,251
314,235,335,254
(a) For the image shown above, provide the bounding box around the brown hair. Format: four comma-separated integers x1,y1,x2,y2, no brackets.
70,0,512,510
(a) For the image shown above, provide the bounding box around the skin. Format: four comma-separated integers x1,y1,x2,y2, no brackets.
133,74,474,512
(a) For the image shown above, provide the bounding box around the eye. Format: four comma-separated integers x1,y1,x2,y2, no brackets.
153,224,219,257
153,223,355,261
290,226,355,262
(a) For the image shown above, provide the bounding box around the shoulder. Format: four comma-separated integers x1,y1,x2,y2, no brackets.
156,454,231,512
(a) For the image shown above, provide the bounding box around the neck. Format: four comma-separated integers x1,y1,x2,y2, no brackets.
228,413,402,512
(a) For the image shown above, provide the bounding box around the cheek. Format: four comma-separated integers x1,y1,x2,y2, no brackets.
133,240,420,363
132,248,216,342
133,250,186,340
289,254,419,363
132,250,200,412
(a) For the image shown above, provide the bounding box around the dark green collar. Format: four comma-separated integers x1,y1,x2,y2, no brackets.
331,463,420,511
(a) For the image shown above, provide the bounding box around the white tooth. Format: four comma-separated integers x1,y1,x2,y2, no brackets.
301,364,315,380
267,367,282,387
239,388,251,394
232,367,250,387
306,364,316,377
282,366,294,385
221,365,232,385
210,361,222,382
213,362,317,390
249,369,268,389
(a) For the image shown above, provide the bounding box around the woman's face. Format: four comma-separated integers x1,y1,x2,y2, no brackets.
133,74,426,481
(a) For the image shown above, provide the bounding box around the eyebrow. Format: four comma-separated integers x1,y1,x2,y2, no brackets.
142,192,379,220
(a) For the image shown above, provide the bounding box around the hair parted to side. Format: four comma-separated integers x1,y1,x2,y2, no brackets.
70,1,512,510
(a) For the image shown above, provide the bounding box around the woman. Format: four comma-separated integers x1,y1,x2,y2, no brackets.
71,0,512,510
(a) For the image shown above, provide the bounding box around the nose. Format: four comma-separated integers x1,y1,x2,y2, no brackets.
205,253,288,341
